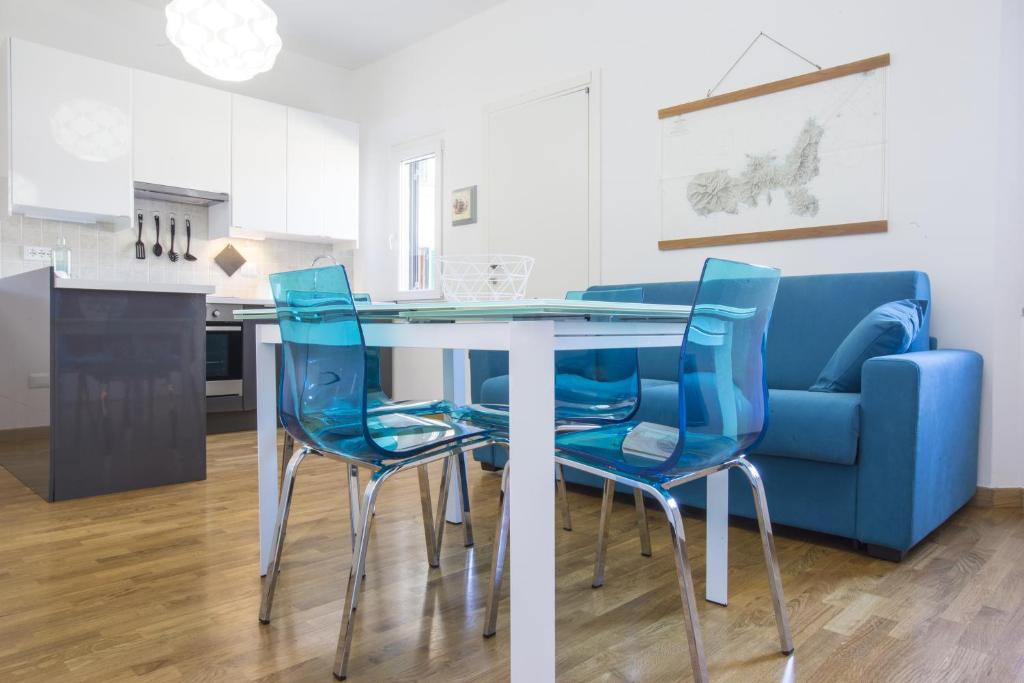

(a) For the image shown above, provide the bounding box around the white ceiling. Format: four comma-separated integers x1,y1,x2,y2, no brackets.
133,0,506,69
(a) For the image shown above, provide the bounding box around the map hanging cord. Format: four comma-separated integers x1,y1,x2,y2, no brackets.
706,31,822,98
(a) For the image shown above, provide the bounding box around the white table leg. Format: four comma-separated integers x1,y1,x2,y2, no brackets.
256,332,279,577
508,321,556,682
443,348,468,523
705,470,728,605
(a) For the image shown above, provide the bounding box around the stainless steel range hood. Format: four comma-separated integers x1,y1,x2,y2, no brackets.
133,182,229,206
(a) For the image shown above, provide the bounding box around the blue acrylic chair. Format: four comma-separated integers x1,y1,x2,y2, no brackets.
486,259,793,682
279,291,475,550
256,266,494,681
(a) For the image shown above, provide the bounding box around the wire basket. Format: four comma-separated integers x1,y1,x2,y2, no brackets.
437,254,535,302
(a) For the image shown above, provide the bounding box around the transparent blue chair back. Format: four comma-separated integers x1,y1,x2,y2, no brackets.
352,292,386,401
671,259,781,467
562,259,781,477
554,287,644,422
272,267,368,453
271,267,476,461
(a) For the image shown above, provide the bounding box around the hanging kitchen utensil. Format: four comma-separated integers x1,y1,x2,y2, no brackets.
183,216,197,261
152,212,163,257
135,212,146,259
168,214,179,262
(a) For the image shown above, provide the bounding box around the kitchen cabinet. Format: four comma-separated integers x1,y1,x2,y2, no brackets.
285,107,326,238
132,70,230,193
210,95,287,238
6,39,132,223
212,98,359,244
286,108,359,241
323,116,360,241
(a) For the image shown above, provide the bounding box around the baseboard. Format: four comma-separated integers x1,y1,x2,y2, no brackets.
972,486,1024,509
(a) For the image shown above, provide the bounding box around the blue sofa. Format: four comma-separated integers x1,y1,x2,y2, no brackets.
469,271,983,560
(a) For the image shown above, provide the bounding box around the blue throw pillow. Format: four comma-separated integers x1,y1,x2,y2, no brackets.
809,299,927,393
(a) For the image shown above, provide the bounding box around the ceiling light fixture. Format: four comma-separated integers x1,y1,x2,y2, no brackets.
165,0,283,82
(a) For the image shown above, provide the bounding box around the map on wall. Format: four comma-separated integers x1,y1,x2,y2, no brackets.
659,54,890,249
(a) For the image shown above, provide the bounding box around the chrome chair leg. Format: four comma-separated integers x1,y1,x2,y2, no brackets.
483,465,511,638
431,454,456,566
347,465,360,551
735,458,794,655
592,478,616,588
455,451,475,547
259,446,312,624
280,432,294,494
417,467,439,567
333,471,388,681
634,488,652,557
557,463,573,531
658,491,709,683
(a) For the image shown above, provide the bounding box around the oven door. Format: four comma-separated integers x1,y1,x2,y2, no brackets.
206,323,243,397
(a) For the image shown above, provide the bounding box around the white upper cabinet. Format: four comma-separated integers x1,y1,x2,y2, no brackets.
132,70,230,193
211,94,287,237
323,116,360,241
285,108,360,241
7,39,132,223
286,108,327,238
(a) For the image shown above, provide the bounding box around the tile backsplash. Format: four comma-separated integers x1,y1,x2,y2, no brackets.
0,198,353,299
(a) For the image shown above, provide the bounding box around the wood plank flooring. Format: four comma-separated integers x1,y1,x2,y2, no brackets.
0,431,1021,681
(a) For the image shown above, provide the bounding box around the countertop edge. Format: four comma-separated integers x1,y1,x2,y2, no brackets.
53,279,216,295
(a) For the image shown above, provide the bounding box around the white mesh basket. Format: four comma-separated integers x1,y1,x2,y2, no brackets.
437,254,535,302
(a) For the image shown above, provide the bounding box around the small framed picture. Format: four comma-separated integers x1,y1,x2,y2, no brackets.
451,185,477,226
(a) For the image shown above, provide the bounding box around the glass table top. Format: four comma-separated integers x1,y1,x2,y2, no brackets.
233,298,693,322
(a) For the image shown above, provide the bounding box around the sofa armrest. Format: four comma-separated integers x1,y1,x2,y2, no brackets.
857,350,983,552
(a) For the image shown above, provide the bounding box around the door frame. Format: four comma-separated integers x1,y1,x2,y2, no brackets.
483,71,602,287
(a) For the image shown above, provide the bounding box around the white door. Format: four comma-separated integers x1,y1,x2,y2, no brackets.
486,87,591,298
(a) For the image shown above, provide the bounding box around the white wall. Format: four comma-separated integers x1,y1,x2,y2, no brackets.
352,0,1023,487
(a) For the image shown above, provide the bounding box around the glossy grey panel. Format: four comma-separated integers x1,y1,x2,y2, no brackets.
51,289,206,500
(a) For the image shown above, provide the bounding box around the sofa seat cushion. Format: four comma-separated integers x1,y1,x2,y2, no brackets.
634,381,861,466
753,389,861,465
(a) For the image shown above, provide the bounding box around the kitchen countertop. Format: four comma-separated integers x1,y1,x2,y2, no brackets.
53,278,215,295
206,295,274,306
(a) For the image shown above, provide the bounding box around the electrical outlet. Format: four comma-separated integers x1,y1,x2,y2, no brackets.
28,372,49,389
23,246,52,262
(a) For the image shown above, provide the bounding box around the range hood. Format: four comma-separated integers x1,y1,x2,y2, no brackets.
133,182,229,206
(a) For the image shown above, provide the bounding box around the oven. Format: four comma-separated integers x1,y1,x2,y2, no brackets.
206,304,243,397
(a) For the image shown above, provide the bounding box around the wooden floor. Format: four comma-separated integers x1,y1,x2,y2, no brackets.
0,432,1022,682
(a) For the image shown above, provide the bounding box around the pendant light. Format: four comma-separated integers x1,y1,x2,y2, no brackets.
165,0,283,82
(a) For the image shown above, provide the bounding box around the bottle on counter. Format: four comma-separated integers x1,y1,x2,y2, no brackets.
52,236,71,278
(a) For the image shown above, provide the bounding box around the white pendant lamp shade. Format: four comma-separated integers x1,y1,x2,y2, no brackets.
165,0,283,82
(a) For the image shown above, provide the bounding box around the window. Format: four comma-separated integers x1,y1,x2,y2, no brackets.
399,153,437,291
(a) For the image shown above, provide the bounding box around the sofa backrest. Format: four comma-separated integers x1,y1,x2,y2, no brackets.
589,270,931,390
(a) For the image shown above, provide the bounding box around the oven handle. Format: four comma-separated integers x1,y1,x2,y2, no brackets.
206,325,242,332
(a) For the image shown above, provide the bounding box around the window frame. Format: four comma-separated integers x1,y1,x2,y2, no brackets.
391,135,444,301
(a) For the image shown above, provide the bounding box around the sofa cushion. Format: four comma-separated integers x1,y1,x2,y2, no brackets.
753,389,861,465
810,299,927,393
634,381,861,466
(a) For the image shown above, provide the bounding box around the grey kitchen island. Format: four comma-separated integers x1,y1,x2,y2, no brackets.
0,268,212,501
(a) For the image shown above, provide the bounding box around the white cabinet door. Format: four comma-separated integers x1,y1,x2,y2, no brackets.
323,116,359,241
132,70,230,193
228,95,287,235
285,108,326,238
8,39,131,222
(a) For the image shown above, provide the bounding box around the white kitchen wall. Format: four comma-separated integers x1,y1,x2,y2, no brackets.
0,198,353,300
352,0,1024,488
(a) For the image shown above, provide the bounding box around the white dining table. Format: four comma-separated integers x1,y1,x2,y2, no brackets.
248,310,731,683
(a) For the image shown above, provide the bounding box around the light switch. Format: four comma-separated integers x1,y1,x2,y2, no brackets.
28,372,50,389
